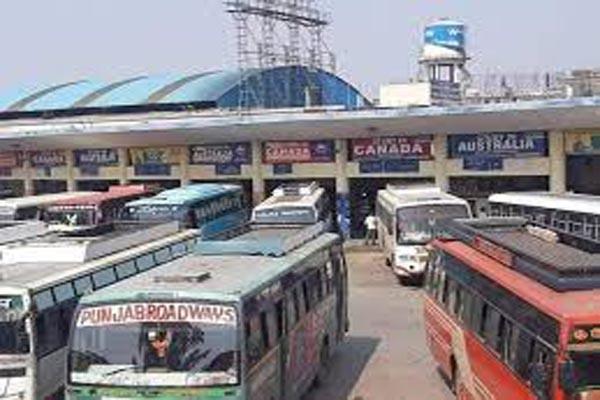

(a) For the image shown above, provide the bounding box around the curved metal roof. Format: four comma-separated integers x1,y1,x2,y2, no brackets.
0,66,369,113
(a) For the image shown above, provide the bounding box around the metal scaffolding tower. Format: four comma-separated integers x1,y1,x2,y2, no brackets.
225,0,336,109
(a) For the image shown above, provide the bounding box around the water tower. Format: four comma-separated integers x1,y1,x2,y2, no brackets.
419,19,469,101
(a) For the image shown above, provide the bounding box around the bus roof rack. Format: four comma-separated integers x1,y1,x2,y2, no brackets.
195,222,325,257
440,217,600,292
273,181,319,197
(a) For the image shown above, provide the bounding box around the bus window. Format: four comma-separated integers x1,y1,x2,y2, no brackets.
74,276,93,296
259,311,270,350
286,291,297,328
53,282,75,303
136,253,155,271
275,300,284,338
115,260,137,280
33,290,54,312
293,287,304,319
245,316,265,369
170,242,187,258
302,281,311,312
92,268,116,289
154,247,171,264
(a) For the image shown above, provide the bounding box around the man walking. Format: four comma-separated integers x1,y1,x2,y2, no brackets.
364,212,377,246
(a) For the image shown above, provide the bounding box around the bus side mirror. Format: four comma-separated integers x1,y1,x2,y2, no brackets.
559,360,576,395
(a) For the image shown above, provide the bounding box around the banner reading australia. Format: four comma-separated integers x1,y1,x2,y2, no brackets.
448,132,548,158
189,143,251,165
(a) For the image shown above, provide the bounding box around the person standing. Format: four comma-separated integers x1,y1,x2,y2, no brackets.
364,213,377,246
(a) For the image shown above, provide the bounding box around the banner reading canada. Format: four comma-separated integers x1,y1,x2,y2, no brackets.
349,136,433,161
263,140,335,164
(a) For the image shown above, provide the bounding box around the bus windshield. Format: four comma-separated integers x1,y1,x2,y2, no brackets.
69,302,239,387
397,204,469,245
569,351,600,393
0,295,30,355
46,207,96,227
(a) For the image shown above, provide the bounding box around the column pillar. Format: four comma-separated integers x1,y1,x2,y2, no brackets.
251,140,265,206
434,133,449,191
118,148,128,185
549,130,566,193
179,146,190,187
335,139,350,238
66,150,76,192
23,152,34,196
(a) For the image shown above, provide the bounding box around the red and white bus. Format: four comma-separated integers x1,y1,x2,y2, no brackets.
424,218,600,400
45,185,152,232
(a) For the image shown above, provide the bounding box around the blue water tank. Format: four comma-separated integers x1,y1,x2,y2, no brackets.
424,19,466,57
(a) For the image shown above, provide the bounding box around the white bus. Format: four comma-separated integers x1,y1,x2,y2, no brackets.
376,185,471,284
0,192,96,221
488,191,600,251
0,222,199,400
252,182,333,229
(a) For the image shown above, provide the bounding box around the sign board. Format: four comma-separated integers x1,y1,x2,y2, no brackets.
190,143,251,165
0,152,21,168
134,164,171,176
74,149,119,166
263,140,334,164
215,163,242,176
359,159,419,174
463,156,504,171
430,81,462,105
76,302,237,327
130,148,178,165
349,136,433,161
30,150,66,167
448,132,548,159
273,163,293,175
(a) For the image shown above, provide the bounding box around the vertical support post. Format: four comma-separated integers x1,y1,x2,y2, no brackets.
251,140,265,206
335,139,350,238
549,130,566,193
118,148,128,185
179,146,190,187
434,133,449,191
23,152,34,196
66,150,76,192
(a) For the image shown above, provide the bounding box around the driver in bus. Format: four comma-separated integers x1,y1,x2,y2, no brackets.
146,329,171,369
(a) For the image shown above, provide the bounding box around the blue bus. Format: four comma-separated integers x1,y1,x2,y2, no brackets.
121,184,248,238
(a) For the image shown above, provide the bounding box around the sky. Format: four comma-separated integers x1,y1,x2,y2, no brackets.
0,0,598,98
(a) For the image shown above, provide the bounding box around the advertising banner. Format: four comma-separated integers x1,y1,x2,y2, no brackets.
130,148,178,165
463,156,504,171
74,149,119,166
30,150,66,167
448,132,548,159
0,152,20,168
190,143,251,165
263,140,334,164
215,163,242,176
359,159,419,174
349,136,433,161
76,302,237,327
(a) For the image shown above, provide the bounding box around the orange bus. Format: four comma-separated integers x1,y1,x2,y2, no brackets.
424,218,600,400
45,185,152,232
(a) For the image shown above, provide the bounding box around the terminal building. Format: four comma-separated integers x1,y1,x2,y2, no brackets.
1,64,600,238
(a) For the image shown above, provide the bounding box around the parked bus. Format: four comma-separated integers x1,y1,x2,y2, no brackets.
0,221,199,400
489,191,600,252
0,192,97,221
121,183,248,235
67,224,348,400
376,185,471,284
45,185,152,232
424,217,600,400
252,181,333,229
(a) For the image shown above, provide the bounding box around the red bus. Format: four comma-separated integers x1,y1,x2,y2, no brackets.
424,218,600,400
45,185,152,231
